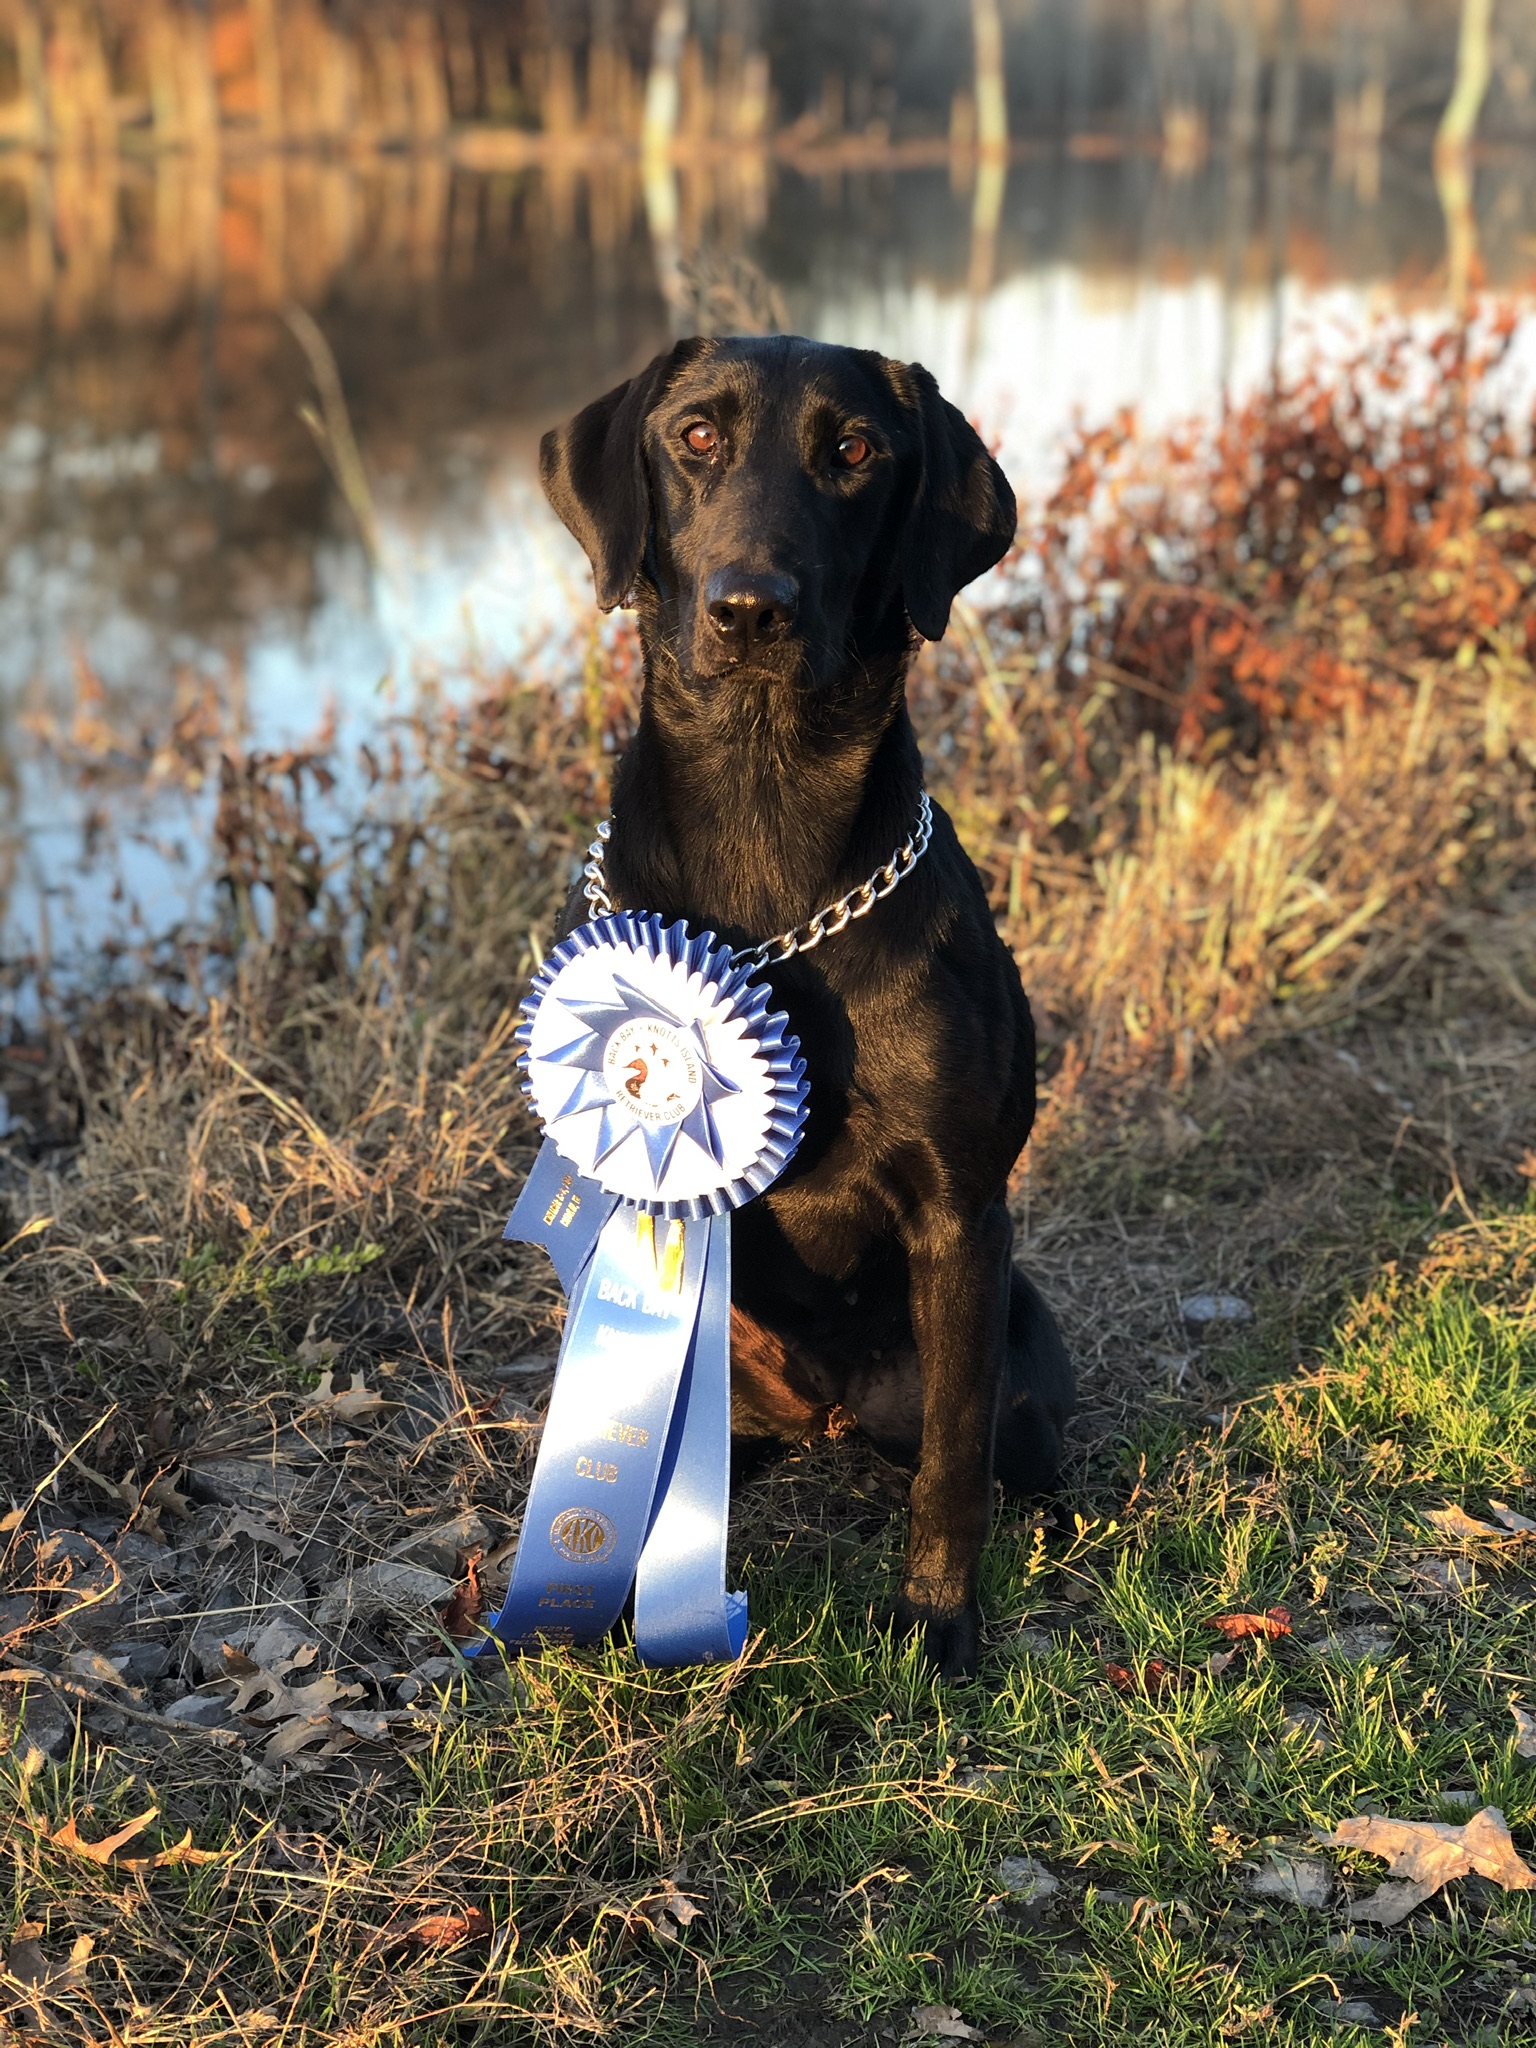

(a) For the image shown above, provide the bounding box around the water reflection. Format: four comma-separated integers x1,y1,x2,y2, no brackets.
2,139,1534,981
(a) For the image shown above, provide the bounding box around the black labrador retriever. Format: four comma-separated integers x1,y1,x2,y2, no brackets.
539,334,1073,1677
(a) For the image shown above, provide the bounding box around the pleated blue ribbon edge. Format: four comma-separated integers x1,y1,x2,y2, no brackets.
516,910,807,1221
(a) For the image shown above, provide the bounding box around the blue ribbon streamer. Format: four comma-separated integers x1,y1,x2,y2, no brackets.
502,1140,616,1291
633,1215,746,1664
476,1143,747,1665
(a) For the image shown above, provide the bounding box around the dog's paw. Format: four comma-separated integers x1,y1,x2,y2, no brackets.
885,1592,981,1681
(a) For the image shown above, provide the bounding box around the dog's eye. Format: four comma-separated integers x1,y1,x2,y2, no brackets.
835,434,871,469
683,422,718,456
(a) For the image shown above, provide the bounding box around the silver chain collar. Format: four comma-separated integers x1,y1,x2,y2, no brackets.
580,791,934,971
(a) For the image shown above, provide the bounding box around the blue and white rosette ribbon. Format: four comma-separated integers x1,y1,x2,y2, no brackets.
473,912,807,1667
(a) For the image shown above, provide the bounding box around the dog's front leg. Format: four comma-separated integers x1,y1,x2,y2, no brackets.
893,1199,1011,1678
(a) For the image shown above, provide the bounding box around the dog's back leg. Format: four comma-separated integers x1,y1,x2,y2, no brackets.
993,1268,1073,1498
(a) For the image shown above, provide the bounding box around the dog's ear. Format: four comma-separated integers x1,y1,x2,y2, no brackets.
540,340,705,610
897,363,1016,642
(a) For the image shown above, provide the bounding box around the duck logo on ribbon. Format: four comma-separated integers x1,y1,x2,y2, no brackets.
472,912,807,1667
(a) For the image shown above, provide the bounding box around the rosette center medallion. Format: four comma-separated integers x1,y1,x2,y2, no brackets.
601,1018,702,1129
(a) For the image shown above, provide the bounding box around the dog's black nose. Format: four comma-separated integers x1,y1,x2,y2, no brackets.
704,568,799,657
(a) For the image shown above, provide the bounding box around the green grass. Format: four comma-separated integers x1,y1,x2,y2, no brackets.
7,1218,1536,2046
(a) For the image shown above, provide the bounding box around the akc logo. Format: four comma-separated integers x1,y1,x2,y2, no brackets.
549,1505,618,1564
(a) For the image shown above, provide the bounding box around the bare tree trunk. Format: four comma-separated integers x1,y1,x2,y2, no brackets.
251,0,287,148
1436,0,1494,313
1267,0,1300,380
1356,0,1388,206
644,0,689,157
15,0,50,149
965,0,1008,371
1220,0,1260,401
644,0,689,331
972,0,1007,159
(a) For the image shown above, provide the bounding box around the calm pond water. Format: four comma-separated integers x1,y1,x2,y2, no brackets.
3,139,1535,990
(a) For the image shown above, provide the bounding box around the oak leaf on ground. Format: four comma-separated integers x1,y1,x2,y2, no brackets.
48,1803,160,1864
1315,1806,1536,1925
219,1644,375,1765
607,1875,704,1944
440,1548,485,1642
226,1646,361,1724
46,1803,225,1872
1104,1658,1177,1694
265,1713,348,1763
1203,1607,1291,1640
215,1510,300,1561
298,1369,395,1424
643,1880,702,1943
397,1906,491,1947
3,1921,93,2033
1423,1504,1505,1540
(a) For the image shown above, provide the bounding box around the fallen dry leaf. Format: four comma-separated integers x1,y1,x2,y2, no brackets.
1206,1647,1240,1679
3,1935,87,2033
142,1470,194,1522
227,1647,360,1724
298,1369,394,1424
1512,1703,1536,1761
1315,1806,1536,1925
905,2005,985,2043
216,1644,368,1766
1490,1500,1536,1535
45,1804,223,1873
1424,1504,1505,1540
1203,1607,1291,1641
66,1646,140,1693
145,1398,176,1456
48,1803,159,1864
3,1920,93,2033
643,1879,702,1943
265,1713,348,1763
215,1510,300,1561
441,1548,485,1642
232,1667,362,1724
296,1324,342,1373
400,1906,491,1947
116,1828,225,1873
1104,1658,1177,1695
607,1875,704,1945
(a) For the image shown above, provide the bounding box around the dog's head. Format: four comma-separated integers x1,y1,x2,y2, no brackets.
539,336,1015,688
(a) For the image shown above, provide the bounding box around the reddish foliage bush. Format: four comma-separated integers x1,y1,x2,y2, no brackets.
994,306,1536,762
